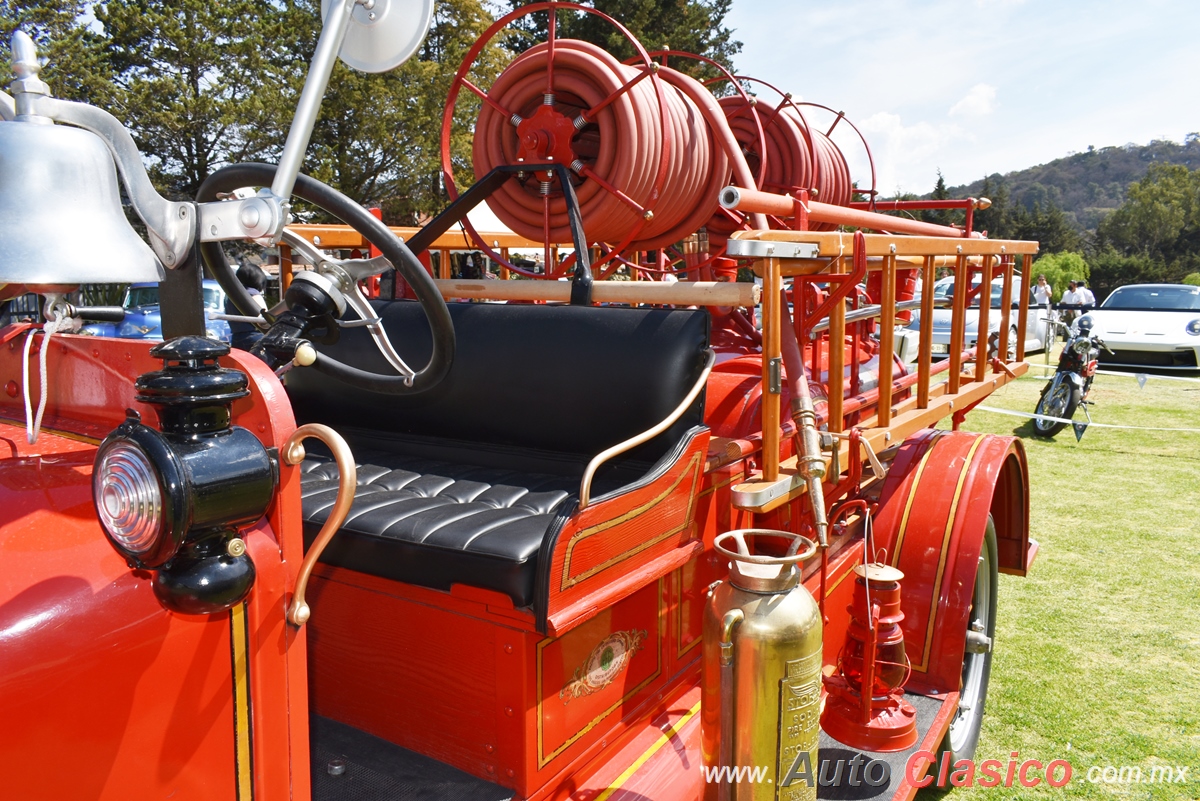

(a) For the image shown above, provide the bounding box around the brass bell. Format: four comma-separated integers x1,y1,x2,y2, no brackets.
0,119,164,293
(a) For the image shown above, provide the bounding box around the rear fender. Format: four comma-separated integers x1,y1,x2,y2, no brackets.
872,429,1030,694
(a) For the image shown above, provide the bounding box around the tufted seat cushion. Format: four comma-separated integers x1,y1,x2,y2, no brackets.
297,448,638,604
299,450,608,606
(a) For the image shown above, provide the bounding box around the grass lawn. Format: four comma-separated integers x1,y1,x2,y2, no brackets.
923,357,1200,799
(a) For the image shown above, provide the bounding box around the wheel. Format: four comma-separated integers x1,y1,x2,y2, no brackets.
1033,376,1081,437
196,164,454,395
938,515,998,763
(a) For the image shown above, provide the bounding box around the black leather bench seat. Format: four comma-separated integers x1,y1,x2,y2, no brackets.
288,302,711,609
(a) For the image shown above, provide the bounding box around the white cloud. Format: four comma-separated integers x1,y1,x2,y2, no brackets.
948,84,998,118
849,112,964,195
727,1,1200,193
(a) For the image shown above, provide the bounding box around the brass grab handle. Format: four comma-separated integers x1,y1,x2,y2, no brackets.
578,349,715,510
281,423,357,627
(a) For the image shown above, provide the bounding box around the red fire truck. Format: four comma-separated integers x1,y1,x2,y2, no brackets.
0,3,1036,799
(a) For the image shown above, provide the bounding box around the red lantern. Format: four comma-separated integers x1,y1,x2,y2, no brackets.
821,563,918,751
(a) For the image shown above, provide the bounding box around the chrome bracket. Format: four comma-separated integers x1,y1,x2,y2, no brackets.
197,193,284,243
725,240,820,260
767,357,782,394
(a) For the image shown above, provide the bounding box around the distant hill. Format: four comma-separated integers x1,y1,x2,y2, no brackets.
946,135,1200,232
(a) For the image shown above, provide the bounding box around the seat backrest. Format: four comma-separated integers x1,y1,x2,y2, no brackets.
286,301,710,468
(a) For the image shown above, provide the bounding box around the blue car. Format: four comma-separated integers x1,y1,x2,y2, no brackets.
81,280,232,342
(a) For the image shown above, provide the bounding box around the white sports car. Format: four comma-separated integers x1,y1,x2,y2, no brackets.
1078,284,1200,370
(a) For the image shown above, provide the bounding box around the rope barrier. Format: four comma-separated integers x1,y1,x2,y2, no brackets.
1021,362,1200,384
973,404,1200,433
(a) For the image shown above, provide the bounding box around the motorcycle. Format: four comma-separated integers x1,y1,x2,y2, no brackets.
1033,316,1110,437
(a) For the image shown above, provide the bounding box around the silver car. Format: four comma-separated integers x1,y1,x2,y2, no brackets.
906,274,1049,359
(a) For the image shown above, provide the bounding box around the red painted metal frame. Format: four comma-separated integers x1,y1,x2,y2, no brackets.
798,100,879,202
544,430,710,634
0,330,308,801
300,445,742,801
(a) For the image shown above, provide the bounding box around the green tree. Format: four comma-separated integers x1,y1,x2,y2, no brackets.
1090,163,1200,295
284,0,510,223
0,0,112,104
972,174,1014,238
919,170,961,227
96,0,285,198
1096,163,1200,264
71,0,503,222
1011,201,1081,254
1182,271,1200,286
1030,251,1088,302
1087,250,1170,300
506,0,741,80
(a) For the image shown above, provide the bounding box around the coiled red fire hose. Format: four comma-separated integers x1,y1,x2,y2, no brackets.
472,39,766,251
713,98,852,239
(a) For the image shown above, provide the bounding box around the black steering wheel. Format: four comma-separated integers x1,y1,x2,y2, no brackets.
196,163,454,395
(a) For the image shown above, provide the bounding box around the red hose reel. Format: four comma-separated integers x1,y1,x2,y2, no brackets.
442,2,867,277
472,39,729,253
715,94,850,238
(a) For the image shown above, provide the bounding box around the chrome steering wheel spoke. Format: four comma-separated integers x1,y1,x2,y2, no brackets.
341,283,416,381
279,226,415,380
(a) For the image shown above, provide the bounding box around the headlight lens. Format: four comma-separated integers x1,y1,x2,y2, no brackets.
94,441,163,555
1187,319,1200,336
1073,337,1092,355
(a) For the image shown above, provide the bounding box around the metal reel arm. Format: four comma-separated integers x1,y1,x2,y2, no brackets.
410,164,594,304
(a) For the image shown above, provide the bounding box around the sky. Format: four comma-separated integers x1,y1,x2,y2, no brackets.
723,0,1200,197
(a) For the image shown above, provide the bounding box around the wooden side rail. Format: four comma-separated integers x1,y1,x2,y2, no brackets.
288,223,549,249
731,363,1030,513
731,229,1038,505
730,230,1039,258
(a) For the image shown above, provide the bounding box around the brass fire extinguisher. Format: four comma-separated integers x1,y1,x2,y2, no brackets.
702,529,822,801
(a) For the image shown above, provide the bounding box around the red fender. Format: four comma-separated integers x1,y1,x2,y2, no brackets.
871,429,1030,694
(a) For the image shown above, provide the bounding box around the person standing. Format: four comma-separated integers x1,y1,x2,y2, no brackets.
1033,274,1053,307
1077,280,1096,307
1060,280,1084,325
